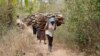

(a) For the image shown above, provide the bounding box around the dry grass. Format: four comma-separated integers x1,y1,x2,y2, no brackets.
0,27,36,56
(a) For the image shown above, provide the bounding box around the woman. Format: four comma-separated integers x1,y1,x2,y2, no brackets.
45,15,56,52
36,14,47,44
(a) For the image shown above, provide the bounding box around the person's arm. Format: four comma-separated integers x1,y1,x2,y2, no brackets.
54,23,56,30
45,22,48,30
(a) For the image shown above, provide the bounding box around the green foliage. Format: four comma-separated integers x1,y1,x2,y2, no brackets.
17,0,40,15
63,0,100,55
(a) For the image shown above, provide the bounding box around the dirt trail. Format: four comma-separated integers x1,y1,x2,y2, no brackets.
25,26,84,56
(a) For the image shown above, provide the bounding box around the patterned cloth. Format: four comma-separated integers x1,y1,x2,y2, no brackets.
38,30,46,40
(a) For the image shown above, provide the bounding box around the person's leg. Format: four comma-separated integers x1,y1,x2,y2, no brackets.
37,34,40,40
39,30,42,43
44,36,47,44
34,27,37,34
44,40,46,44
32,26,37,34
40,39,41,43
43,31,46,44
50,37,53,47
37,28,40,40
47,35,53,52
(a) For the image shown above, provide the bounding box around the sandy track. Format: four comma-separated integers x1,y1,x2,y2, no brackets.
25,26,84,56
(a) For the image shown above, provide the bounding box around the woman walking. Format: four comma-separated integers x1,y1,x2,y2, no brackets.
45,15,56,52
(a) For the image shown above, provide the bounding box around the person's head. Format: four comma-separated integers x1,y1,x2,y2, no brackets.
51,15,55,18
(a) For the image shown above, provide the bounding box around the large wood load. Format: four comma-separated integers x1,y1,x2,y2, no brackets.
21,13,64,30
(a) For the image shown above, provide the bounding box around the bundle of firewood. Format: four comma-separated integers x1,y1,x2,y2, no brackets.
55,14,64,26
23,13,64,29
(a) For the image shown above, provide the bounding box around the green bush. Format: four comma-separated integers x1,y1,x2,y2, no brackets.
63,0,100,55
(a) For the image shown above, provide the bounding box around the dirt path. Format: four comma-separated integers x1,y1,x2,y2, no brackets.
15,18,84,56
25,26,84,56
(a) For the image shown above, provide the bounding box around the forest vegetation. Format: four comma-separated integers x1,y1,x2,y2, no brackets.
0,0,100,56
